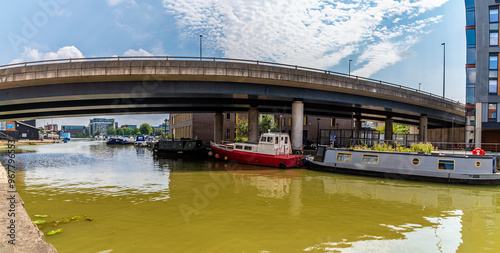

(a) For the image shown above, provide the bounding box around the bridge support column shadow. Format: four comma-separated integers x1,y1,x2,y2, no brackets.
292,100,304,152
385,117,393,144
248,107,259,142
419,116,428,143
214,112,223,143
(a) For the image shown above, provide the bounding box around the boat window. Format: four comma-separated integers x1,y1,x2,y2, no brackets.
267,137,273,142
244,146,252,151
438,160,455,171
235,145,243,149
362,154,379,165
337,153,352,163
475,161,481,167
411,158,420,166
275,137,278,144
285,137,288,144
260,136,266,142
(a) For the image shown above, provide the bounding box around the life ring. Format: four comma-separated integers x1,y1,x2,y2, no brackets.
279,162,287,169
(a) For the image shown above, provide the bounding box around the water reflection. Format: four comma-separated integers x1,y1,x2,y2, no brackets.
1,140,499,252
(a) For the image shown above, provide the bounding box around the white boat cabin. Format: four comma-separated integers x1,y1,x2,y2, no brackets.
233,132,292,156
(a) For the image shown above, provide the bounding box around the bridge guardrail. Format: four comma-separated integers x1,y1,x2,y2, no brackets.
0,56,464,108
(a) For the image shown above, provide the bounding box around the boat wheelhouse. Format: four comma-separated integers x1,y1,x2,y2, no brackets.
210,132,303,168
309,147,500,185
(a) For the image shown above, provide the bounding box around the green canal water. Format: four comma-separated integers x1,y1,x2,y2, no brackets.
2,139,500,252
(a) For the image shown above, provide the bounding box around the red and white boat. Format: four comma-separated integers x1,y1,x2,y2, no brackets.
210,132,304,168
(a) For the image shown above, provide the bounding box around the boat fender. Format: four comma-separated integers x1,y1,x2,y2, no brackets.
224,156,228,161
208,151,213,157
279,162,287,169
215,154,220,159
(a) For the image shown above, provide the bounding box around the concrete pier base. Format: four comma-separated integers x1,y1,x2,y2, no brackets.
214,113,223,143
292,101,304,152
385,117,393,143
248,108,259,143
0,164,57,253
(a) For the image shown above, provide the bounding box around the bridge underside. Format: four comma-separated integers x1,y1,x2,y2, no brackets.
0,81,464,128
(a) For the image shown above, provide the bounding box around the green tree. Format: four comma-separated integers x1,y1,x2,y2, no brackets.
259,114,278,133
375,124,410,135
106,126,116,136
156,128,163,136
116,128,124,136
93,131,100,137
132,128,140,135
122,127,131,136
236,118,249,137
139,123,153,135
38,127,45,133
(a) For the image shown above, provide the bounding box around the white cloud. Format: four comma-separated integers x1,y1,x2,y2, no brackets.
123,48,153,56
163,0,448,77
107,0,137,6
11,46,84,64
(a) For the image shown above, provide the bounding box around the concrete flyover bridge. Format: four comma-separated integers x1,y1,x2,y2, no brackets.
0,56,465,150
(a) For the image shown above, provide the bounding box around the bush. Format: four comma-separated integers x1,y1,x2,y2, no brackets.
234,137,248,142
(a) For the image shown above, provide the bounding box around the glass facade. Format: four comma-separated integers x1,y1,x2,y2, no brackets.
466,9,475,26
489,103,497,121
491,7,499,46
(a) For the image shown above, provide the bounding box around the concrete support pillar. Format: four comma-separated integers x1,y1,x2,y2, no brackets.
214,112,223,143
354,117,362,145
419,116,428,142
292,101,304,152
248,107,259,143
385,117,393,143
475,103,482,149
355,119,362,130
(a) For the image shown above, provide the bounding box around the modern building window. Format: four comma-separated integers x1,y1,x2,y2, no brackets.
466,9,475,26
490,7,499,23
289,118,291,126
490,55,498,69
303,116,308,126
489,103,497,121
467,29,476,45
489,79,497,94
465,0,474,9
466,68,476,84
470,120,475,126
466,48,476,64
490,32,499,46
466,86,475,104
226,129,230,140
226,113,230,120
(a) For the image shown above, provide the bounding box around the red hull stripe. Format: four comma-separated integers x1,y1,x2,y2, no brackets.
212,146,303,168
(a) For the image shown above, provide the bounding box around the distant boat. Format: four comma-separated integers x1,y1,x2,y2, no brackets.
106,137,133,145
210,132,304,168
134,135,148,147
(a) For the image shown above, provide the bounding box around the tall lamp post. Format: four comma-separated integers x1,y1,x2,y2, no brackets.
419,82,421,92
348,59,352,77
200,35,203,60
441,42,446,98
317,118,321,147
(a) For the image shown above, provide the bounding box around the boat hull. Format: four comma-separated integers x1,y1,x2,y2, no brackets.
211,145,303,168
309,147,500,185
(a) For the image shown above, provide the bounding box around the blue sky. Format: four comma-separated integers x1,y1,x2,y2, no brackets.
0,0,465,127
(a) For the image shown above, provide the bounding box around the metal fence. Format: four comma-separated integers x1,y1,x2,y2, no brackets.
319,129,420,148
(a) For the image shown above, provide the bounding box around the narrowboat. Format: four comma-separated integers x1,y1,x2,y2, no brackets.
154,139,209,156
210,132,304,168
106,137,134,145
308,146,500,185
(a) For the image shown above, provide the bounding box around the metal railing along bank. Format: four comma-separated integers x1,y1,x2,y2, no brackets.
0,56,464,109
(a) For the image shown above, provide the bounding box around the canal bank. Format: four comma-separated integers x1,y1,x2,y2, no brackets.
0,164,57,253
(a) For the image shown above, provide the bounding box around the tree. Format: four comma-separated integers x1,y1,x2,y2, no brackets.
259,114,278,133
94,131,100,137
116,128,124,136
38,127,45,133
139,123,153,135
132,128,140,136
376,124,410,135
236,118,248,137
122,127,131,136
156,128,163,136
106,126,116,136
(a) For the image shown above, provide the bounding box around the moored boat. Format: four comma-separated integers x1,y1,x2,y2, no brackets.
106,137,134,145
134,135,148,146
308,146,500,185
210,132,304,168
154,139,209,156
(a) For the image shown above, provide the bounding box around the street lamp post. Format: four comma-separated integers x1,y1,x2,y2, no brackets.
441,43,446,98
200,35,203,60
317,118,321,147
419,83,421,92
348,59,352,77
452,117,455,150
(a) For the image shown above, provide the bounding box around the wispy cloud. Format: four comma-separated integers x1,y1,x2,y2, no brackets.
107,0,137,6
10,46,84,63
164,0,448,77
123,48,153,56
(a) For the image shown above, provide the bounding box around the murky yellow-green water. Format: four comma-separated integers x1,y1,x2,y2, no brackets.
2,140,500,252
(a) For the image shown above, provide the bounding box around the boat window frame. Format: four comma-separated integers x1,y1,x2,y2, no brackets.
267,137,273,143
260,136,266,142
411,158,420,166
336,152,352,163
275,137,279,144
475,161,481,167
244,146,252,151
362,154,379,165
235,145,243,150
438,159,455,171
